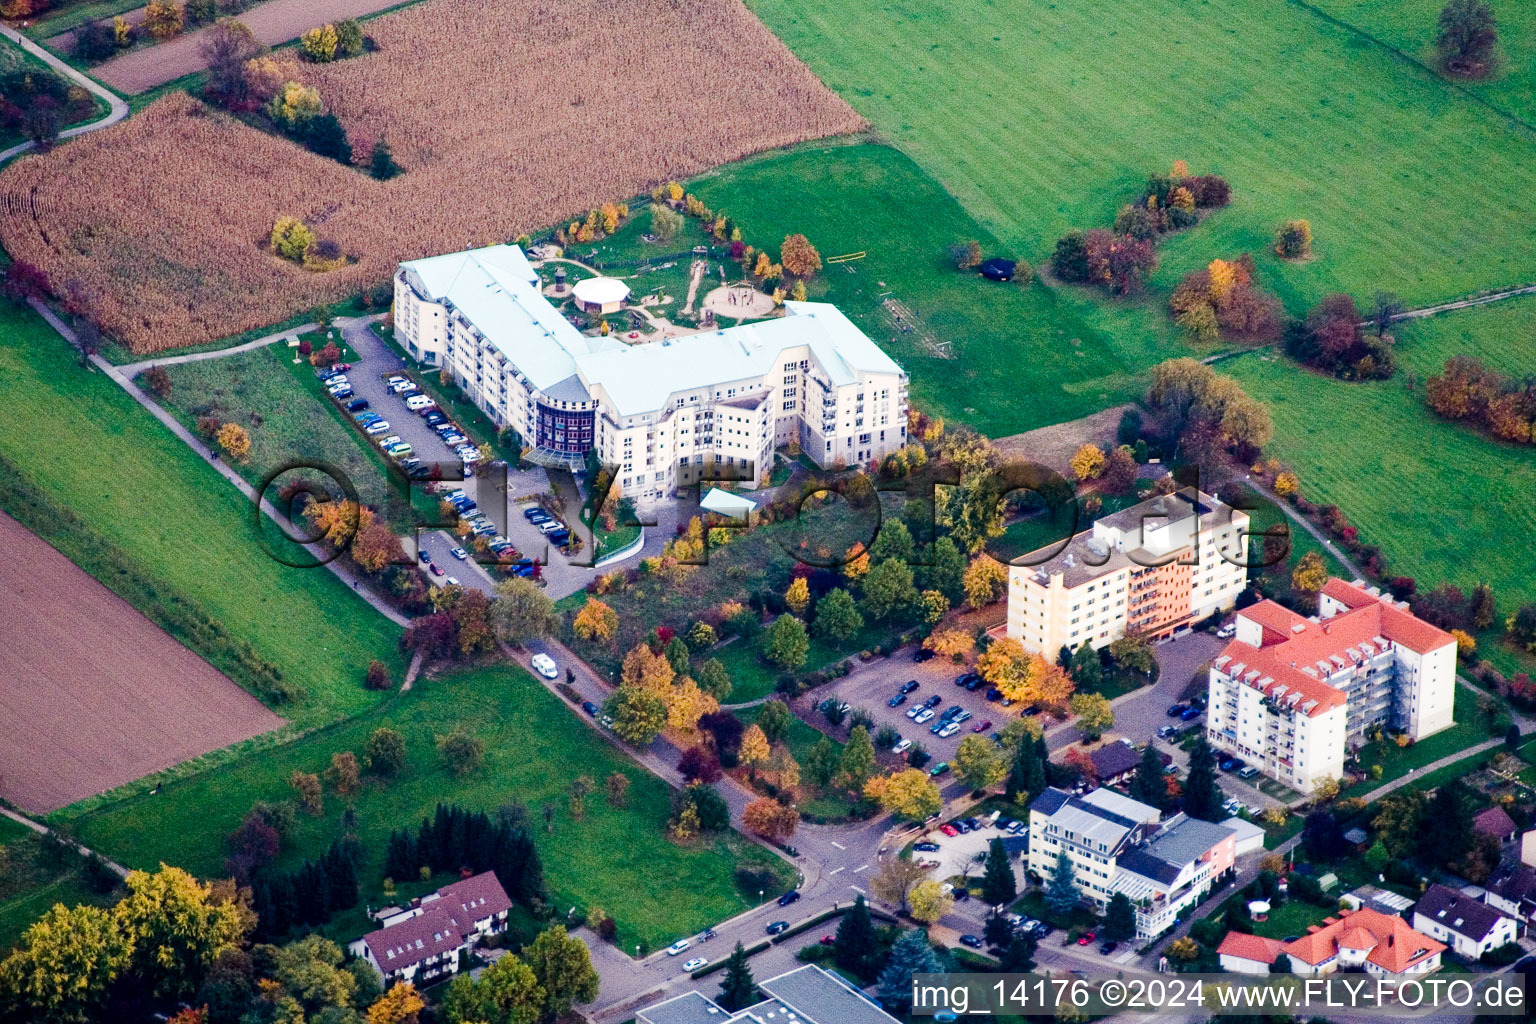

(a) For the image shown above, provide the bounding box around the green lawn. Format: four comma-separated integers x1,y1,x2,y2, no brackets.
59,665,793,951
689,142,1181,438
0,831,118,952
714,619,894,704
1304,0,1536,122
1225,347,1536,618
742,0,1536,317
0,302,404,735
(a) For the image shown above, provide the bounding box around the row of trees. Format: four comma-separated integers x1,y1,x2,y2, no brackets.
383,802,550,908
0,68,95,150
1145,357,1275,460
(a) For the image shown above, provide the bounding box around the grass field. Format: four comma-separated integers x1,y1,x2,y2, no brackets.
59,665,793,951
691,142,1178,437
743,0,1536,313
1340,684,1487,798
0,302,403,733
0,829,117,952
1305,0,1536,122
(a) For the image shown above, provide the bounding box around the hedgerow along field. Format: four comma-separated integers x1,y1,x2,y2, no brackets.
689,142,1181,437
1223,296,1536,670
0,302,404,741
0,0,864,354
59,665,793,952
743,0,1536,311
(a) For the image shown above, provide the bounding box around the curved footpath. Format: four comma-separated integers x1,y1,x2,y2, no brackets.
0,23,128,165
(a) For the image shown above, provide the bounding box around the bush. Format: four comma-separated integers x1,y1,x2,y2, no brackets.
365,659,391,690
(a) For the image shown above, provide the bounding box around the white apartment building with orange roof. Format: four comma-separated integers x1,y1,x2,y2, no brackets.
1005,488,1249,655
1206,578,1457,794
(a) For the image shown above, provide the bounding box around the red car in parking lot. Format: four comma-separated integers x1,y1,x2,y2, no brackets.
1077,932,1096,946
939,824,959,837
971,719,992,732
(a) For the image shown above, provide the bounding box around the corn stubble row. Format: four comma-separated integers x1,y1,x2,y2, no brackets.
0,0,865,353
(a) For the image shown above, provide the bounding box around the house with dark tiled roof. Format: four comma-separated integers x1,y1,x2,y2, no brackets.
1090,739,1171,787
1412,884,1518,958
1474,806,1518,845
1205,578,1457,794
1484,862,1536,926
348,872,513,984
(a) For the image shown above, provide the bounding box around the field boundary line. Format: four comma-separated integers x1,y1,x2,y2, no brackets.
0,806,130,878
1283,0,1536,137
116,321,319,377
0,23,128,166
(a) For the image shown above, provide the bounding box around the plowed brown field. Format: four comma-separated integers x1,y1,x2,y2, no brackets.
0,513,283,813
0,0,864,354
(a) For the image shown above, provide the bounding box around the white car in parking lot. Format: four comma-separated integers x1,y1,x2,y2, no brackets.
893,738,912,753
681,957,707,972
364,421,391,435
913,708,935,724
665,939,690,956
530,653,558,679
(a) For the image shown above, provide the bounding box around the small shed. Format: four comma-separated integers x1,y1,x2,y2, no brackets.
979,258,1017,282
700,488,757,521
1221,816,1267,857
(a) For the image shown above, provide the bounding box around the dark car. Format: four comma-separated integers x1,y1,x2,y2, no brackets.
985,688,1003,702
345,398,370,412
964,676,984,691
900,679,921,694
922,695,942,709
581,701,599,716
1099,941,1118,955
777,890,801,907
1218,757,1238,772
953,819,972,833
1167,703,1188,717
941,705,964,721
1180,706,1202,721
959,934,983,949
913,648,936,662
417,550,431,564
1033,923,1054,939
888,693,907,708
914,841,940,852
766,921,789,935
954,672,979,687
953,888,970,902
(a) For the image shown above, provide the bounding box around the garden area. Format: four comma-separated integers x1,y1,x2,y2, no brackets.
1340,684,1490,799
58,664,794,952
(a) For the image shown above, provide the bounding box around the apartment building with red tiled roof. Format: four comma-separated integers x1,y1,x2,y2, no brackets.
1206,578,1456,794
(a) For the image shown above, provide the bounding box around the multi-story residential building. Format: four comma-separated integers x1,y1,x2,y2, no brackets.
636,964,898,1024
1027,788,1237,940
348,872,511,985
1006,488,1249,655
1412,885,1519,959
1205,578,1456,794
394,245,909,504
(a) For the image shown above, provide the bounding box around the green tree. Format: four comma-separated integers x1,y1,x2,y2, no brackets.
1103,892,1136,942
980,838,1018,905
1128,743,1167,809
837,725,878,791
833,895,880,978
605,686,667,746
1422,779,1475,867
999,931,1038,972
1182,736,1223,821
804,735,840,789
1363,840,1391,874
954,734,1006,790
861,558,917,621
1437,0,1498,70
908,879,953,924
1006,733,1047,804
522,925,599,1019
364,727,407,777
716,942,758,1011
664,635,692,676
439,952,544,1024
694,657,732,700
1371,790,1426,858
877,929,943,1011
918,536,967,606
272,935,356,1016
1044,851,1080,919
369,138,402,180
1070,693,1114,740
752,700,792,744
490,577,559,647
0,904,130,1022
1107,634,1154,676
813,587,863,644
869,519,915,564
764,613,810,670
436,727,485,778
1068,642,1104,691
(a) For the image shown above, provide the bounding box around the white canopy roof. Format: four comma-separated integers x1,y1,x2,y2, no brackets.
572,276,630,305
700,488,757,520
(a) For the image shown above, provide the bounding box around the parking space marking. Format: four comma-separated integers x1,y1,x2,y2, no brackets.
849,885,866,895
828,866,845,876
854,864,868,872
830,841,845,850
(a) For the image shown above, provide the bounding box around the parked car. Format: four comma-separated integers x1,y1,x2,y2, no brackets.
952,710,972,724
765,921,789,936
913,648,936,662
364,421,391,435
913,708,935,724
681,957,707,972
893,738,912,754
929,762,949,777
887,693,907,708
1157,725,1180,740
952,819,971,833
1180,706,1202,721
985,688,1003,702
900,679,921,694
418,549,431,564
530,653,558,679
922,695,942,709
955,672,978,687
1167,703,1188,717
971,719,992,733
581,701,599,716
934,721,960,738
941,705,964,721
1077,932,1096,946
914,841,940,852
778,890,801,907
666,939,691,956
1099,941,1117,955
959,935,983,949
964,676,984,691
939,824,958,837
444,576,460,587
1237,765,1260,779
429,564,445,577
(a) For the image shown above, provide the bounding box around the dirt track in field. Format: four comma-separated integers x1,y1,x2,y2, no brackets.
83,0,407,94
0,512,283,813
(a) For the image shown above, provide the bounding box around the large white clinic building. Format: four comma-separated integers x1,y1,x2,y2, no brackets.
1205,578,1457,794
393,245,909,504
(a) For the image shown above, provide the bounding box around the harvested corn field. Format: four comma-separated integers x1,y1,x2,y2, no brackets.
0,0,864,354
